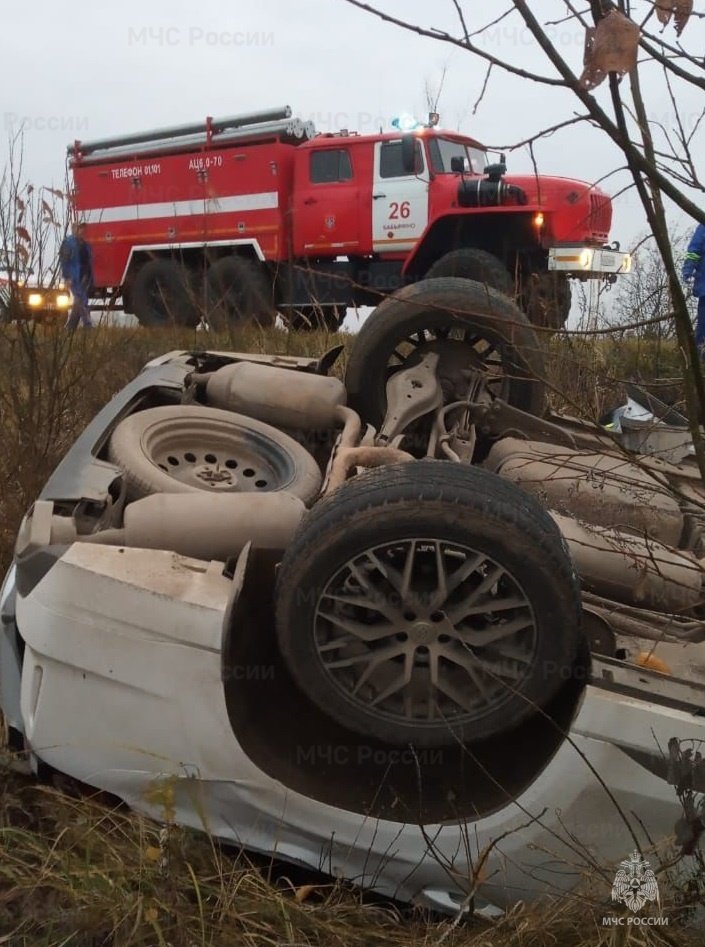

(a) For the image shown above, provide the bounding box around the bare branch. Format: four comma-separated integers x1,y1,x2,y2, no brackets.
340,0,568,86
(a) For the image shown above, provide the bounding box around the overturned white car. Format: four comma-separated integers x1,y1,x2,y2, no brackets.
2,278,704,914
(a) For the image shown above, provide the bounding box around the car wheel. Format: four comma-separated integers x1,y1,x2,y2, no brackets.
275,461,582,747
108,405,322,503
132,259,199,327
344,277,546,430
426,248,514,297
206,256,274,329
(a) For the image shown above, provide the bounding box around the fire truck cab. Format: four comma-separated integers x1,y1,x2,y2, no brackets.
69,106,631,329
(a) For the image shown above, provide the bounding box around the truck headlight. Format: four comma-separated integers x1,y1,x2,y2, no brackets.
27,292,43,308
55,293,71,309
579,248,594,269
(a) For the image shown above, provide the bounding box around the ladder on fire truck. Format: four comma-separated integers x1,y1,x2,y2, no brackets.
68,106,315,162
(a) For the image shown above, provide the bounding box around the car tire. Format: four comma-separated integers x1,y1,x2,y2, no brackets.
108,405,322,503
344,277,546,428
275,461,582,747
132,259,199,327
426,248,514,296
206,256,274,329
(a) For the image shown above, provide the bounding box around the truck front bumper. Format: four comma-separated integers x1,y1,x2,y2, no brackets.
548,246,632,277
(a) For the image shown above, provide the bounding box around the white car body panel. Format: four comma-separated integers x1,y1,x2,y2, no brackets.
14,543,694,909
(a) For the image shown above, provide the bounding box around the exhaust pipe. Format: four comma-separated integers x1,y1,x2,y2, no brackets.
203,361,348,430
22,493,306,564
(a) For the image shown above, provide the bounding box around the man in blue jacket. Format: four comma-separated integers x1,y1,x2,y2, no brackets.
59,221,94,329
683,222,705,352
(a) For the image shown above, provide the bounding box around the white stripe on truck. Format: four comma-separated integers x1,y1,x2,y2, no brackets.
82,191,278,224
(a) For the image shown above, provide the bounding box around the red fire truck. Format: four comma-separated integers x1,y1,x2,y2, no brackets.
69,105,631,329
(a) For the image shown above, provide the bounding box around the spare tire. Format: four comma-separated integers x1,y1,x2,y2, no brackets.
275,461,582,747
108,405,322,503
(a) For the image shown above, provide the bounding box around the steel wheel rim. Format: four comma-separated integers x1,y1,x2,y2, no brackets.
314,537,538,729
142,419,292,492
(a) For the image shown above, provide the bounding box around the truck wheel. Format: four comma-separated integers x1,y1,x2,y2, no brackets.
132,259,199,327
521,271,572,330
107,405,322,503
426,248,514,297
206,256,274,329
275,461,582,747
345,277,545,428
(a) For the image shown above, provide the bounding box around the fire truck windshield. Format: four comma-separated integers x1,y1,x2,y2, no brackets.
428,137,486,175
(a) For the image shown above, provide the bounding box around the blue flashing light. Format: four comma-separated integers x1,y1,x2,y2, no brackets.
391,114,421,132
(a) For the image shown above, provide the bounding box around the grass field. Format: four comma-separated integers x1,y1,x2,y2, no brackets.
1,756,645,947
0,320,698,945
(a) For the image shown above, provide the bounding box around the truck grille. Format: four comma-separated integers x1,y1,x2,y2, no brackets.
589,193,611,238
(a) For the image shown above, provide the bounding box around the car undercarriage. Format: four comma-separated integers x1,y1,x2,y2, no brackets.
2,276,704,912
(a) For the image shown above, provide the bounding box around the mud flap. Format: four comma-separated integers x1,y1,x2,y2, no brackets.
221,541,252,681
221,542,281,691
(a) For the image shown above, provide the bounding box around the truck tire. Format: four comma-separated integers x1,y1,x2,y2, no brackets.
275,461,582,747
206,256,274,329
426,248,514,296
107,405,322,503
521,271,572,330
345,277,545,429
132,259,199,327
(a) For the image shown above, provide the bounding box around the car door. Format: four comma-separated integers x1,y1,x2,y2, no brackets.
293,147,360,256
371,139,429,254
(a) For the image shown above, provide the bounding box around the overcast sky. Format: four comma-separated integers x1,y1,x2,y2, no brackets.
2,0,703,254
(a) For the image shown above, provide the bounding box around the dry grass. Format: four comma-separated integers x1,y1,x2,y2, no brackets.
2,748,699,945
0,753,434,946
545,332,685,422
0,319,701,945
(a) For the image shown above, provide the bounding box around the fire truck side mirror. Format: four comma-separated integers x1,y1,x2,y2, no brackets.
450,156,465,174
400,134,417,174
